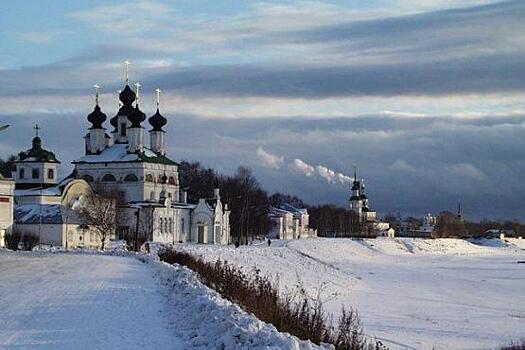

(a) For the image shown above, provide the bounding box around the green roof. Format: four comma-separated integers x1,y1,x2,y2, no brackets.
18,137,60,164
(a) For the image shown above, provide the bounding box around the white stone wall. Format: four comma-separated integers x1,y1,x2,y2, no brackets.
13,162,59,187
75,162,179,203
0,179,14,246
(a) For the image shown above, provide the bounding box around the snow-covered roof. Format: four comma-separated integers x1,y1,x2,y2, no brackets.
15,204,83,224
14,177,74,197
73,143,178,165
280,203,308,216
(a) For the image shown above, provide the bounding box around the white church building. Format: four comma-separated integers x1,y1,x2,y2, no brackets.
72,73,230,245
12,66,231,248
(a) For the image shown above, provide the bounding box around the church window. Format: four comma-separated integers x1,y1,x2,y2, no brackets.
181,218,185,234
120,123,126,137
150,191,155,201
168,192,172,198
124,174,138,182
101,174,116,182
32,168,39,179
145,174,154,182
169,219,173,233
83,175,94,182
48,168,54,180
168,176,176,185
19,168,25,179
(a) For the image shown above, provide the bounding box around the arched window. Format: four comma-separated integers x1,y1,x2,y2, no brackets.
101,174,116,182
32,168,39,179
19,168,25,179
124,174,138,182
169,219,173,234
160,218,164,234
168,176,176,185
150,191,155,201
83,175,94,182
145,174,154,182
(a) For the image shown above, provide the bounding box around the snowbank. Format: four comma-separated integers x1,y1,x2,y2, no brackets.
180,238,525,350
148,257,329,349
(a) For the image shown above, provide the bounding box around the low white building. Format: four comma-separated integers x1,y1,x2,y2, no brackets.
0,176,15,247
268,203,317,239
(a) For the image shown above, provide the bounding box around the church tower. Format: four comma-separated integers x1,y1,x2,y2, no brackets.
127,83,146,153
148,88,167,156
110,60,135,145
14,125,60,190
349,167,363,217
85,85,108,155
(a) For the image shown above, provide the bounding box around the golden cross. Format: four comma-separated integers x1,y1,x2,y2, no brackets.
124,60,131,84
155,88,161,108
134,82,141,104
93,84,101,105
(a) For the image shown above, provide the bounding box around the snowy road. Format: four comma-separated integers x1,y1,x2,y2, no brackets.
0,253,182,349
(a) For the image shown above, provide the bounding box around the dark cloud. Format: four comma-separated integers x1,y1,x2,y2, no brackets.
2,111,525,220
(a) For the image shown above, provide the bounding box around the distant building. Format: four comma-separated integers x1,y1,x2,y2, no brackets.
268,203,317,239
412,213,436,237
349,169,376,223
0,175,15,246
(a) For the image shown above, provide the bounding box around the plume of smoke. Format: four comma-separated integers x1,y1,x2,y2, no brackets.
292,158,352,185
256,149,352,186
291,158,315,177
256,146,284,169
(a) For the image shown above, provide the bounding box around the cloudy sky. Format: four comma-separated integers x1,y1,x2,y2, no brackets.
1,0,525,220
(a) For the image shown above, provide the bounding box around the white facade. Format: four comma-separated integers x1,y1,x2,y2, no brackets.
14,178,102,248
0,177,15,247
74,79,231,245
268,204,317,240
349,175,377,223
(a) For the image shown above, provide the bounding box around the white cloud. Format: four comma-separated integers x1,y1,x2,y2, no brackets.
256,146,284,169
389,159,416,172
449,163,486,180
18,32,53,44
68,1,173,34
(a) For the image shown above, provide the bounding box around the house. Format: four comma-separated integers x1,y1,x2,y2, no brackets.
268,204,317,239
0,175,14,247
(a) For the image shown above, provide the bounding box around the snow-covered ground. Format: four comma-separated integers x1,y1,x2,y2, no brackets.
180,238,525,350
0,251,323,350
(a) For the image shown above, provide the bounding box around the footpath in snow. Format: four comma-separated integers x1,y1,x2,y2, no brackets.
0,251,323,350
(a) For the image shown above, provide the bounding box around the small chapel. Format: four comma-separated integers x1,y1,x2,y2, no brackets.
12,63,231,248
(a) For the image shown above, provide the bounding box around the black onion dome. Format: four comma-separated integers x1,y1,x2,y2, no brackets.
148,108,167,131
128,105,146,128
119,85,136,106
117,85,136,116
87,105,107,129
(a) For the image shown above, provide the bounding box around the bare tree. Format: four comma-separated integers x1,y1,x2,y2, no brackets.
78,186,117,250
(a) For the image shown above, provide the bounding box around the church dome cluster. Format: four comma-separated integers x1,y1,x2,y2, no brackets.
90,83,167,132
